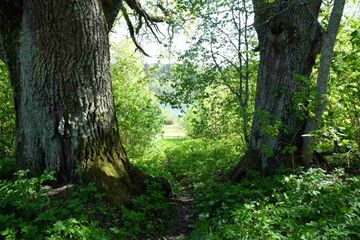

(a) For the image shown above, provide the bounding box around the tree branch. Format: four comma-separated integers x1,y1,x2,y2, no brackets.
119,1,150,56
302,0,346,165
124,0,167,22
102,0,123,30
102,0,169,56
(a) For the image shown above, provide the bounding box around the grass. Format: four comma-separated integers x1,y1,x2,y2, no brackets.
162,123,187,138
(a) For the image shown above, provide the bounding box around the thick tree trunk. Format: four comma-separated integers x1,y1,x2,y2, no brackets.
0,0,148,204
232,0,323,180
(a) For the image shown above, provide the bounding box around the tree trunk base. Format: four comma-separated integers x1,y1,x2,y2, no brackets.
230,149,262,182
231,149,310,182
84,162,172,206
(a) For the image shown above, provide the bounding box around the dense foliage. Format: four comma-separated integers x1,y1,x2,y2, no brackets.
0,61,15,179
183,86,244,140
111,42,163,157
193,168,360,239
0,170,171,239
2,139,359,239
315,18,360,163
136,139,360,239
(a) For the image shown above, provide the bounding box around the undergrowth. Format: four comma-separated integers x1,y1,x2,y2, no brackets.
191,168,360,239
0,170,171,240
1,138,359,239
136,138,360,240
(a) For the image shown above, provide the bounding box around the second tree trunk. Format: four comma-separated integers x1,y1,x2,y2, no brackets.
232,0,323,180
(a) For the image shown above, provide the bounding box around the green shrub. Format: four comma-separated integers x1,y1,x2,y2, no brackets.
111,41,163,157
134,138,243,193
193,168,360,240
0,169,172,240
0,170,112,239
183,86,244,140
0,61,15,177
116,182,172,239
135,139,360,239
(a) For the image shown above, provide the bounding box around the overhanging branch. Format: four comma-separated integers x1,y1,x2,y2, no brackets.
102,0,123,30
120,1,150,56
102,0,169,56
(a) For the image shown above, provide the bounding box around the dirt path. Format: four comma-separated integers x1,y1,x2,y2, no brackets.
162,192,195,240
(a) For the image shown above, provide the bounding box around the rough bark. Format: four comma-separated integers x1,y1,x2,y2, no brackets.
232,0,323,180
0,0,154,204
302,0,345,166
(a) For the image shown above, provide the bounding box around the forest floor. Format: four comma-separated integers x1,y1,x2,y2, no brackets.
158,121,195,238
134,138,360,240
1,137,359,239
163,192,195,239
132,138,240,239
161,124,195,238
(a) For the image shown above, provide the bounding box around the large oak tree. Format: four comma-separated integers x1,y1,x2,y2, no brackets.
231,0,345,180
0,0,166,204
